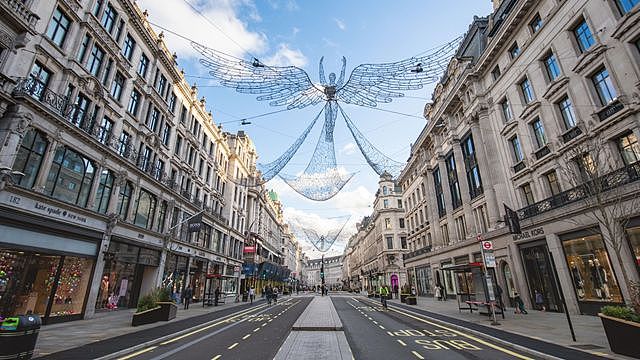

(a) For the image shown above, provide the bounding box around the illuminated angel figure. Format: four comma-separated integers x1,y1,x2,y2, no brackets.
192,39,459,201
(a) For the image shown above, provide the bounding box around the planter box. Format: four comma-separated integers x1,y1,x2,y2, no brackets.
400,294,410,303
132,302,177,326
406,297,417,305
599,313,640,358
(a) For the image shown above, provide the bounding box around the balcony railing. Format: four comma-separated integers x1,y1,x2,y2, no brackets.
403,245,433,261
597,100,624,122
513,161,526,173
534,145,551,160
562,126,582,143
2,0,38,28
517,162,640,220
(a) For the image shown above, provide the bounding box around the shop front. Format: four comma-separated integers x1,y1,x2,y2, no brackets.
414,265,433,296
0,220,98,324
519,239,562,312
626,217,640,276
221,264,239,296
189,258,209,302
163,253,189,302
96,239,161,310
560,228,624,315
440,261,457,299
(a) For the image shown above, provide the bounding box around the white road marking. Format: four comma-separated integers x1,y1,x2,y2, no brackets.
397,340,407,346
242,334,251,340
228,343,238,350
211,356,221,360
412,351,424,359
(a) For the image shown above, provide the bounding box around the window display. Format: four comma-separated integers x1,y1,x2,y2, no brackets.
49,257,93,317
627,226,640,273
415,266,432,296
563,234,623,303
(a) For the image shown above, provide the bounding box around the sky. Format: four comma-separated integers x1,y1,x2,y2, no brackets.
137,0,494,259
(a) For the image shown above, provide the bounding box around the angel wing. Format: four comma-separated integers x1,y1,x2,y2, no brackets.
336,40,459,107
192,42,325,110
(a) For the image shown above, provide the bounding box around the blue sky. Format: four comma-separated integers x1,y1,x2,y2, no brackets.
138,0,494,258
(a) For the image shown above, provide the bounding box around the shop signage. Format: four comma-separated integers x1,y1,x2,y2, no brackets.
243,246,256,253
512,227,545,241
1,192,103,229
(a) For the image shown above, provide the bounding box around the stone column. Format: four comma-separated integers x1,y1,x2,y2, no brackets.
422,165,442,247
546,233,580,315
86,163,104,210
127,184,141,223
32,133,60,193
437,155,455,245
0,111,33,169
469,118,500,227
84,214,118,319
107,171,127,215
452,139,474,237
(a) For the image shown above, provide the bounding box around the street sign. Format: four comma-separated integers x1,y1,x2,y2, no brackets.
481,241,493,251
484,252,496,268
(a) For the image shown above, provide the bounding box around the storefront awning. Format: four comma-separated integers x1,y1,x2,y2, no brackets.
441,262,484,273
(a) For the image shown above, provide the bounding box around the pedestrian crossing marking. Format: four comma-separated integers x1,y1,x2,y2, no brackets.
397,340,407,346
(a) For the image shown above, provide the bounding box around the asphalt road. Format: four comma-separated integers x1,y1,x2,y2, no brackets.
120,296,311,360
333,296,536,360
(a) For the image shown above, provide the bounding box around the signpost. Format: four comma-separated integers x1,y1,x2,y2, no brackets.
479,236,500,325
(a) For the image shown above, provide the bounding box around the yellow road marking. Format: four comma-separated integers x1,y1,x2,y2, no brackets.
160,304,268,345
228,342,238,350
117,346,157,360
211,355,221,360
411,350,424,359
397,340,407,346
382,302,534,360
242,334,251,340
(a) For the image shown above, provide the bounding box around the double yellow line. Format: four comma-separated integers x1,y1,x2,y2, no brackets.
356,298,534,360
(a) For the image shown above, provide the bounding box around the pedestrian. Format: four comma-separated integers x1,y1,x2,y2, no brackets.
273,287,279,303
380,284,389,309
514,292,528,314
534,289,545,311
183,286,193,310
265,286,273,305
393,284,399,299
495,284,504,311
434,284,442,301
214,286,220,307
249,286,255,304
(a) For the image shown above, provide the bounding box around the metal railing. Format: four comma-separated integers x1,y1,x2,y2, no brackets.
403,245,433,261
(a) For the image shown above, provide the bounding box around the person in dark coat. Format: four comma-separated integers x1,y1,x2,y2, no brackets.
214,287,220,306
183,286,193,309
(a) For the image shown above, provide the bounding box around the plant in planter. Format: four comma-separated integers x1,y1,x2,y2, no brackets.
132,287,177,327
598,305,640,358
400,284,411,303
405,296,417,305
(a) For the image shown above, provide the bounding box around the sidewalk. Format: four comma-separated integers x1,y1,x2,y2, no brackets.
34,297,253,358
385,295,615,358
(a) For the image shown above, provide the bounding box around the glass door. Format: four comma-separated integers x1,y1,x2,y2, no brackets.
520,242,562,312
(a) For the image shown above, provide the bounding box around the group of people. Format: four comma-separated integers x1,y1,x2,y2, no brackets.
263,285,279,305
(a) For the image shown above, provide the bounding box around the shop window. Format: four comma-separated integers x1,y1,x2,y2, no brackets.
94,169,114,214
563,233,623,305
13,129,48,189
50,257,93,318
117,181,132,218
134,188,157,229
627,225,640,274
45,146,96,207
616,132,640,165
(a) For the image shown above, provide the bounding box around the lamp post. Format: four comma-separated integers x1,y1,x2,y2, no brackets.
320,254,325,295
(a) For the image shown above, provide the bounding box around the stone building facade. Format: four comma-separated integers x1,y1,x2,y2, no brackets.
401,0,640,315
0,0,295,324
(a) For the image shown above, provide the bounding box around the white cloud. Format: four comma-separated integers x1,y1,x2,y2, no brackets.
340,142,357,156
137,0,267,59
333,18,346,31
292,27,300,36
264,43,308,67
322,37,339,48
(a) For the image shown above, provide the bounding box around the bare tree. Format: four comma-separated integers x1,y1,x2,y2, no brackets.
557,135,640,313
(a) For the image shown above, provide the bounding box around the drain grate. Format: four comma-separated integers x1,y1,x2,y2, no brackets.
570,344,604,350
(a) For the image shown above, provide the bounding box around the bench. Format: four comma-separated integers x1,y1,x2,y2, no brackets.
463,301,503,315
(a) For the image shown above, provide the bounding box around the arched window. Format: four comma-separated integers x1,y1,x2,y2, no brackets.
94,169,114,214
13,128,48,188
117,181,132,218
45,146,95,206
134,188,156,229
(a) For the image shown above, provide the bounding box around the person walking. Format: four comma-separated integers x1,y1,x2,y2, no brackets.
183,286,193,310
265,286,273,305
214,286,220,307
434,284,442,301
514,292,528,314
534,289,546,311
380,285,389,309
249,286,255,304
273,287,279,304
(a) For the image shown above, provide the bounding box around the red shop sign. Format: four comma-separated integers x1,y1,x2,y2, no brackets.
243,246,256,253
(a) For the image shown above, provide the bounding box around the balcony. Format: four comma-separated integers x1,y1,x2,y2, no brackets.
403,245,433,261
534,145,551,160
1,0,39,31
597,100,624,122
513,161,526,174
562,126,582,143
517,162,640,220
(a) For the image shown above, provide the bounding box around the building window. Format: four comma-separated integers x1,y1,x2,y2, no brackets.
520,183,535,206
531,118,547,148
455,215,467,240
117,181,132,218
501,98,513,122
446,153,462,209
385,218,392,229
134,189,157,229
574,20,595,53
147,107,160,132
154,159,165,181
157,201,168,233
93,0,104,16
169,92,177,113
491,65,501,80
110,72,124,101
383,199,389,208
558,96,577,129
157,75,167,95
399,218,405,228
87,45,105,77
474,205,489,234
576,153,597,180
137,54,149,78
382,186,388,195
401,236,407,249
386,236,393,249
13,129,48,189
174,135,183,156
543,52,561,81
529,13,543,33
46,7,71,47
96,116,113,144
77,34,91,62
101,59,113,86
433,168,446,217
592,67,617,106
520,77,535,104
117,131,131,157
509,42,520,59
441,224,450,246
162,124,172,146
94,169,114,214
139,146,152,171
511,136,524,163
122,34,136,61
29,62,52,100
127,89,140,116
617,132,640,165
100,3,117,34
545,171,561,196
45,146,96,207
398,199,403,208
462,134,483,199
616,0,639,14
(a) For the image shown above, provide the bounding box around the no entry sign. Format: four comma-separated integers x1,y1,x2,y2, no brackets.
481,241,493,251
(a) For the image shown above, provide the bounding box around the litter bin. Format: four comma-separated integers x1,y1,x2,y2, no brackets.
0,315,42,359
242,292,248,302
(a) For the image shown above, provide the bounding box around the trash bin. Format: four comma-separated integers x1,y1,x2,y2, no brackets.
242,292,248,302
0,315,42,360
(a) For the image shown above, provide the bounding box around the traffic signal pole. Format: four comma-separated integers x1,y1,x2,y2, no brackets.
321,254,325,296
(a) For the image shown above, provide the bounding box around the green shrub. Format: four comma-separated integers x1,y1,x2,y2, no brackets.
601,306,640,323
136,287,174,313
